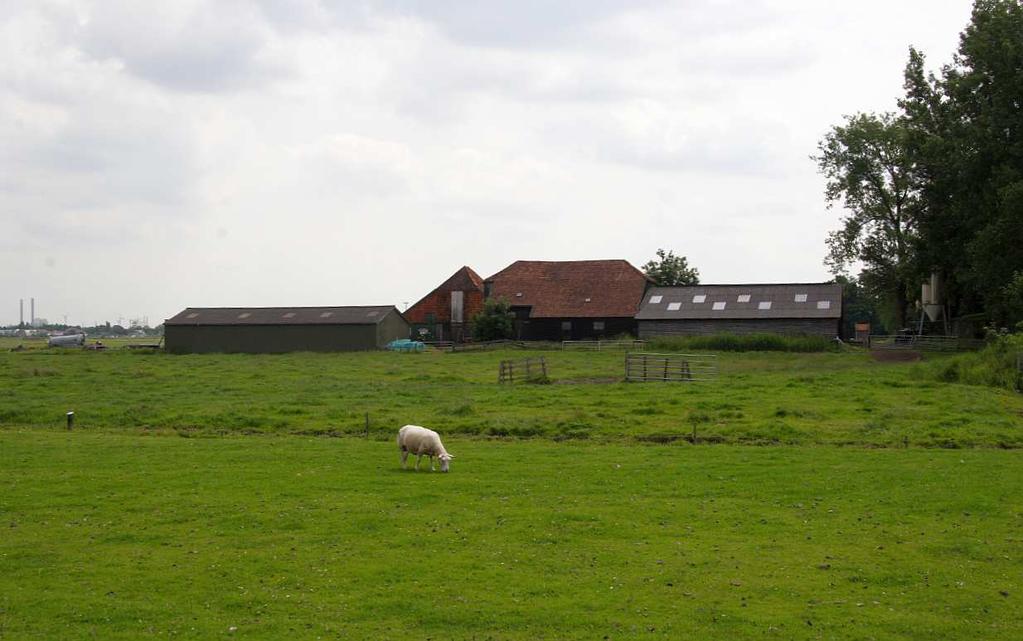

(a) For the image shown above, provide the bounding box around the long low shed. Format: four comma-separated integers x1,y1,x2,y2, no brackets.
635,283,843,338
164,306,409,354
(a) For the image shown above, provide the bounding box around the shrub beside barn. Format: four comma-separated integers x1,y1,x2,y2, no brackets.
635,283,843,338
164,306,409,354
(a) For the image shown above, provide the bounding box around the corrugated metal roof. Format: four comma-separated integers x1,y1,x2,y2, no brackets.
165,306,400,326
485,259,650,319
635,283,842,320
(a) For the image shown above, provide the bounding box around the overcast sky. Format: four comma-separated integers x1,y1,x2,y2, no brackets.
1,1,974,326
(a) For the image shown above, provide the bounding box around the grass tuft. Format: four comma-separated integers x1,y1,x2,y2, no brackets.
647,332,841,352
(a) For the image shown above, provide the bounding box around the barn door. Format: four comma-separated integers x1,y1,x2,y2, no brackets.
450,290,464,323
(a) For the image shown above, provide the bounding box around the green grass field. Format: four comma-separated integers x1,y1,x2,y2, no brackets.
2,347,1022,639
2,432,1020,640
1,347,1021,447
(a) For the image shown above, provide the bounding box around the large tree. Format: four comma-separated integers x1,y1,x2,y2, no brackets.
899,0,1023,326
642,249,700,286
944,0,1023,325
815,113,920,329
820,0,1023,330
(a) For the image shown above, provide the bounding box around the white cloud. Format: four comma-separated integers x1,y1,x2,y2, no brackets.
0,0,975,325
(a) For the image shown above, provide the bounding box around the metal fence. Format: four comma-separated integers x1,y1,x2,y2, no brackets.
868,335,982,352
499,356,548,384
562,339,647,351
625,352,718,382
450,340,527,353
422,340,454,350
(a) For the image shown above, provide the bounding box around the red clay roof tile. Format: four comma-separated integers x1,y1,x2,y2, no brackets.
485,260,649,318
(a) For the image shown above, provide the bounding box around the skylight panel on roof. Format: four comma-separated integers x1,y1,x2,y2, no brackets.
649,295,663,304
320,312,333,318
667,302,682,311
692,295,706,304
795,294,808,303
186,312,199,319
237,312,251,319
758,301,772,310
817,300,831,310
737,294,751,303
713,302,726,310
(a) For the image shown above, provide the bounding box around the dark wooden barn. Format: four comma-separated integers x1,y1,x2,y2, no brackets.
484,260,651,340
635,283,843,338
164,306,409,354
404,266,485,342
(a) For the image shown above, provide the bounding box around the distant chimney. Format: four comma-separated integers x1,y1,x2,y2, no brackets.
19,299,23,328
31,298,35,327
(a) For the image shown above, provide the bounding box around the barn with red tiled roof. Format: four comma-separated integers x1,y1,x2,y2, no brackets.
484,260,651,340
404,266,485,342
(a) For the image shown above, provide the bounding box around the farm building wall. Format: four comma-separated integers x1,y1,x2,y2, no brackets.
516,317,638,341
376,311,413,345
166,324,383,354
638,318,840,338
405,266,485,342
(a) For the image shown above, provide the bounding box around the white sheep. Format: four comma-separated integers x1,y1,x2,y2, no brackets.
397,424,454,472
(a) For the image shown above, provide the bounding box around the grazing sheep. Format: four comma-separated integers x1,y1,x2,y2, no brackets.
397,425,454,472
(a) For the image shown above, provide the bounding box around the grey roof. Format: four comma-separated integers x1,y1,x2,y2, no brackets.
165,306,401,326
635,283,842,320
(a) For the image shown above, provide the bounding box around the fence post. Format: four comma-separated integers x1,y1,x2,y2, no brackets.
66,411,74,430
663,357,669,382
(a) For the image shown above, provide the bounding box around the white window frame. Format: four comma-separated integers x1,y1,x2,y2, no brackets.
692,295,706,304
712,301,726,311
794,294,808,303
758,301,772,310
817,300,831,310
667,302,682,311
737,294,751,303
649,295,663,304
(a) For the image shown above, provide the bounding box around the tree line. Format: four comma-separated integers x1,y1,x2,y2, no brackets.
816,0,1023,332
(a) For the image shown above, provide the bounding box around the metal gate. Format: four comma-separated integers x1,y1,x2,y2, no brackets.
625,352,717,382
